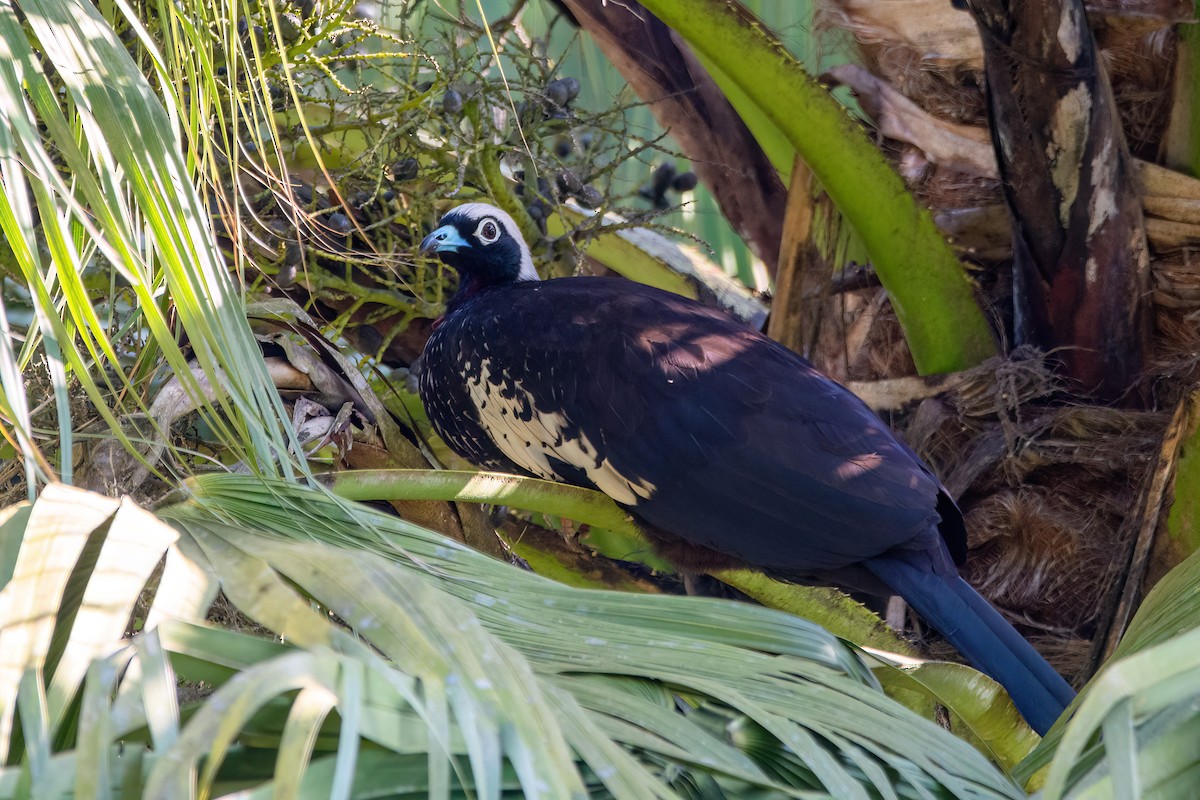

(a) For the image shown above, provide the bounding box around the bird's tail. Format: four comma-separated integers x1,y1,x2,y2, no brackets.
866,556,1075,735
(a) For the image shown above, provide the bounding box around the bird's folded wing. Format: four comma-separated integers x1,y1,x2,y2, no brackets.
457,280,946,571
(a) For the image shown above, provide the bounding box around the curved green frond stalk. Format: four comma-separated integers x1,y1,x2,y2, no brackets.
711,570,912,655
635,0,997,374
1165,391,1200,555
327,468,641,535
691,52,794,178
871,660,1039,772
329,469,913,661
1164,19,1200,176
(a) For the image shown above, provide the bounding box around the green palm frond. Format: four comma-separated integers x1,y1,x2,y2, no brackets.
0,481,1025,798
0,0,300,493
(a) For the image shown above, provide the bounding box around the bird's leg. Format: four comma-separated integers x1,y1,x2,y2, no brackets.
886,595,909,632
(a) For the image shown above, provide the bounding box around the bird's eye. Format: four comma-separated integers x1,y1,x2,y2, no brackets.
475,218,500,244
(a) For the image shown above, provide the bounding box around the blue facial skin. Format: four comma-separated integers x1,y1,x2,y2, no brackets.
420,225,469,254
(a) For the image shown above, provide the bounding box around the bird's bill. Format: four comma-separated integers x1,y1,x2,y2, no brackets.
420,225,469,254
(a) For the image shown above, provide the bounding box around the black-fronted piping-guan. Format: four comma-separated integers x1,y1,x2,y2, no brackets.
417,202,1074,734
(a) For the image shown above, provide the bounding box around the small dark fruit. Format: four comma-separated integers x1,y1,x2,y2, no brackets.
651,162,676,198
555,169,583,197
279,13,302,42
577,185,603,209
544,77,580,107
391,157,419,181
544,80,570,108
328,212,352,235
671,171,698,192
441,89,463,115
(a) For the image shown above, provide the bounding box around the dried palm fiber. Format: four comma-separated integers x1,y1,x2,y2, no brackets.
1150,308,1200,401
898,352,1168,635
1152,252,1200,309
1092,19,1180,158
1150,245,1200,373
917,486,1103,679
963,488,1109,630
785,192,920,384
801,283,919,384
1145,219,1200,401
901,349,1057,498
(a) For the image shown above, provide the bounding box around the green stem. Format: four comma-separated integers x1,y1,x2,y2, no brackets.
636,0,997,374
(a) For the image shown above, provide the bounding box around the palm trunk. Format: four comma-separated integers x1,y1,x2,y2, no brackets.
965,0,1153,405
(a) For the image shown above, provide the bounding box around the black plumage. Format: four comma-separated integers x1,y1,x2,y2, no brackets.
418,202,1074,734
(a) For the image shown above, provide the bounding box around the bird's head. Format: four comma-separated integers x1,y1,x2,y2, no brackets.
420,203,539,291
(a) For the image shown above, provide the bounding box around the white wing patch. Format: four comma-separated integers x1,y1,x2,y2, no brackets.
467,360,655,505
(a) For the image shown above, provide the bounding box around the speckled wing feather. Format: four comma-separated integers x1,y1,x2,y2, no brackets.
419,277,959,572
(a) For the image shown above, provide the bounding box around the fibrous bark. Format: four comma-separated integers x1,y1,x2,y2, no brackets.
964,0,1153,404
